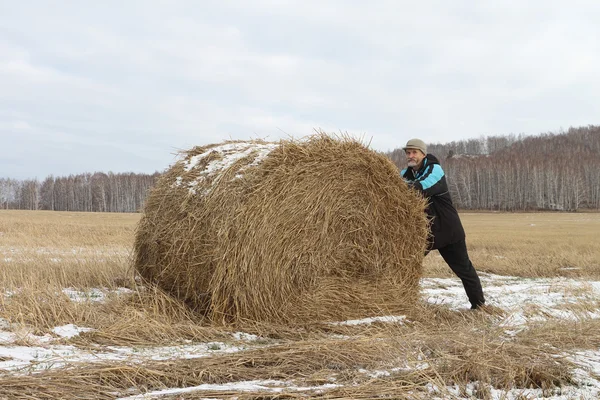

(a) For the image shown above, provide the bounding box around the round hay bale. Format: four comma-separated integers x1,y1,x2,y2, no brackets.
134,134,429,324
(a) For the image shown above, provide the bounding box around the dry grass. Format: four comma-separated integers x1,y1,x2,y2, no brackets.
0,305,585,399
1,210,600,399
0,210,136,289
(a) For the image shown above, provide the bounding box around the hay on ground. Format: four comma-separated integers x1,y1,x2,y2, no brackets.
133,134,429,324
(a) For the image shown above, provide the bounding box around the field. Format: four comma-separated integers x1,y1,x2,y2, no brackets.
1,210,600,399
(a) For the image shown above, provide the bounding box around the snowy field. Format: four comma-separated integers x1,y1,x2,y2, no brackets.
2,210,599,398
2,273,600,399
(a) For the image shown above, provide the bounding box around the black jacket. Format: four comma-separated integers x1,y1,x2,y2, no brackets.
401,154,465,250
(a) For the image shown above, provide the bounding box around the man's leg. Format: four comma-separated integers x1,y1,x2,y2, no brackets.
437,239,485,309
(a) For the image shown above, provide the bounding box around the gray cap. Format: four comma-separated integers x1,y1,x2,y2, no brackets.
402,138,427,155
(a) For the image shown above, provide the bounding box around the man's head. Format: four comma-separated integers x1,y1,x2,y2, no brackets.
403,138,427,169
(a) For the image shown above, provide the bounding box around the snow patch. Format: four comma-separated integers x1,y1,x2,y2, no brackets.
174,141,278,194
422,273,600,342
232,332,261,341
52,324,94,339
332,315,406,326
0,340,250,373
0,331,16,344
117,380,340,400
62,287,133,303
183,142,277,173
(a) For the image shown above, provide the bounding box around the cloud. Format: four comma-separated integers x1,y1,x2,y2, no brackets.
1,1,599,178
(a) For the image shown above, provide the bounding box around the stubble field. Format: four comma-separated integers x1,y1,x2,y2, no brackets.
1,210,600,399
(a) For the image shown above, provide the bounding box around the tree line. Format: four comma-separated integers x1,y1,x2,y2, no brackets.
0,172,160,212
2,125,599,212
388,125,600,211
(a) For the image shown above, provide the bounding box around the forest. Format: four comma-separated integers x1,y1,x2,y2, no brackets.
2,125,599,212
387,125,600,211
0,172,159,213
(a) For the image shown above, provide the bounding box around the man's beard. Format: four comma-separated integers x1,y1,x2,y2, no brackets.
407,160,417,167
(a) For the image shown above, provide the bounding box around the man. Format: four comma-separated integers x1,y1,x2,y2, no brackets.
401,138,485,310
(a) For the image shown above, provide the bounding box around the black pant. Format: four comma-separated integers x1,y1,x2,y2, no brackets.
433,239,485,309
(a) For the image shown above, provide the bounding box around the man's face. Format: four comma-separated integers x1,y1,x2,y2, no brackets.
405,148,425,168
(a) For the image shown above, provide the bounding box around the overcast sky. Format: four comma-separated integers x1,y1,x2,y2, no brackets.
2,1,599,179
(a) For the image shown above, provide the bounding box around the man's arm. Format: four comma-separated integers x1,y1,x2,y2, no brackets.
409,164,447,196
